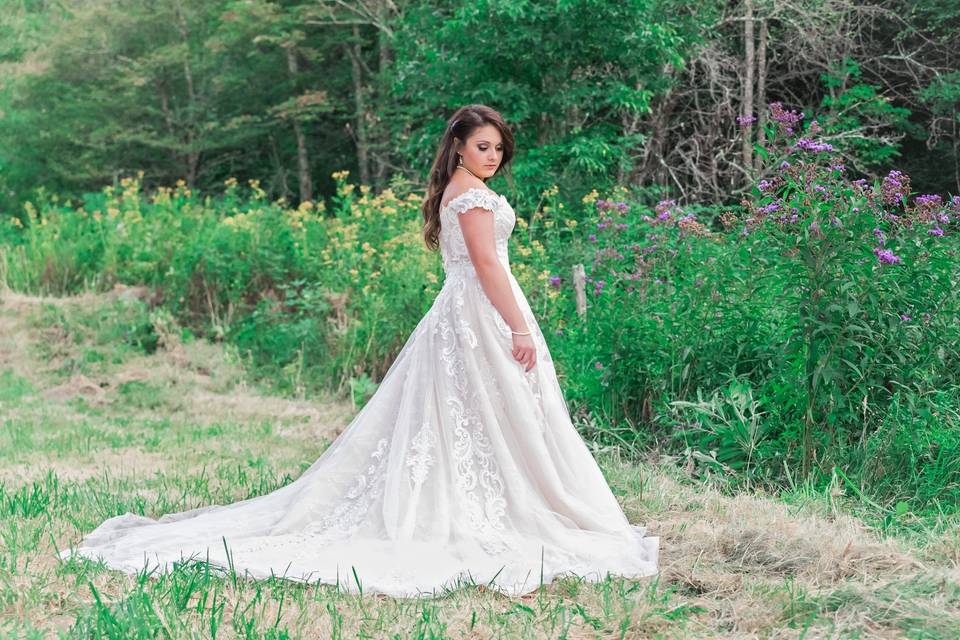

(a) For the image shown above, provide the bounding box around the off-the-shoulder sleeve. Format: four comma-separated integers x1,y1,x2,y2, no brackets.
447,188,501,215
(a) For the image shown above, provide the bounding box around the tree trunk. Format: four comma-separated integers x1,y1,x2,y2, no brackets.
348,25,371,186
373,7,393,190
172,0,200,186
286,47,313,203
741,0,755,183
754,16,768,174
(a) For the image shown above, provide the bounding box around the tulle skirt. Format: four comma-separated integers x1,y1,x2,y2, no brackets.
59,262,659,598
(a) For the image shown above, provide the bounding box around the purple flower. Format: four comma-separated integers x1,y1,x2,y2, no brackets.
758,179,774,192
737,114,757,126
759,201,781,214
615,223,629,231
831,164,845,172
874,247,902,265
794,138,834,152
881,170,910,206
588,233,597,242
915,194,942,207
548,275,562,287
769,101,804,127
595,361,604,370
900,314,911,322
597,221,608,230
617,202,628,212
873,227,886,245
780,161,791,170
928,227,944,236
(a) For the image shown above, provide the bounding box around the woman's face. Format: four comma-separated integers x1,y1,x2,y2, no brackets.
457,124,503,181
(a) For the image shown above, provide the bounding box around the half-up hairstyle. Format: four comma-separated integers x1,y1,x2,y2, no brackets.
421,104,515,251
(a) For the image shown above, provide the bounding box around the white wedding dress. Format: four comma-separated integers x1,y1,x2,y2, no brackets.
59,187,660,598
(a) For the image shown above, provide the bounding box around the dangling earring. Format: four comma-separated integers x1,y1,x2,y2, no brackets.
457,153,463,166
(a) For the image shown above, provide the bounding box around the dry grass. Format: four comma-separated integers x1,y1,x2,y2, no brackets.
1,286,958,638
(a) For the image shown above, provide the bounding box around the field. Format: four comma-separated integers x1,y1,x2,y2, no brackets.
2,287,958,639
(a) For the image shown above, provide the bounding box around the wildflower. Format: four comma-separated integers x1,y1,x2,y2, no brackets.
768,101,804,135
588,234,597,242
758,179,774,192
737,114,757,126
548,275,561,287
873,247,902,265
794,138,834,152
780,161,791,170
759,201,780,214
900,314,911,321
881,170,910,206
928,227,944,236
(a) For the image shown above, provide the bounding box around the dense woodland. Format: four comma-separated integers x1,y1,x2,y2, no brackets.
1,0,958,214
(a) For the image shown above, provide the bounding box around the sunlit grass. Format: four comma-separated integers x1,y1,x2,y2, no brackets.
1,288,958,638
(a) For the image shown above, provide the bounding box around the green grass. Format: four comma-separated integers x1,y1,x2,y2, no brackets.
1,289,958,638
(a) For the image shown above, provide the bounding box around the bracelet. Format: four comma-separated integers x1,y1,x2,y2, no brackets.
511,329,532,336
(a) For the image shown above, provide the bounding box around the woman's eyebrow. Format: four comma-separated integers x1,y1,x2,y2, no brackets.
476,140,502,145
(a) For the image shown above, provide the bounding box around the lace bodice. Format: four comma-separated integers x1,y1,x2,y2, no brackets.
438,187,516,273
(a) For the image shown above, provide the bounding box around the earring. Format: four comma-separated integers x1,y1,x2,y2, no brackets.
457,154,463,166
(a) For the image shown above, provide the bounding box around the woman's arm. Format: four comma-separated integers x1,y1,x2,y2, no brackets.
458,205,537,370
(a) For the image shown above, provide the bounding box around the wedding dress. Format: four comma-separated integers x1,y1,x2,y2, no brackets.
58,187,660,598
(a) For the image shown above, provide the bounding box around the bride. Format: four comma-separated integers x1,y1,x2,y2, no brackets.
59,104,660,598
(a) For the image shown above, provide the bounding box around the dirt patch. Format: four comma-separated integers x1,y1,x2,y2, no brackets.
0,447,171,484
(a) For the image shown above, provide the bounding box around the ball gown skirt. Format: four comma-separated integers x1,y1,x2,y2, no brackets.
58,187,660,598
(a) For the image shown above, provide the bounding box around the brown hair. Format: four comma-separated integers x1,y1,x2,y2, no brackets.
421,104,515,250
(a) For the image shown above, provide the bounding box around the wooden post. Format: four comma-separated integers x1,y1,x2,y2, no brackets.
573,263,587,318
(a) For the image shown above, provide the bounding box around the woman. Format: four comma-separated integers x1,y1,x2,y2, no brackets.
59,104,660,598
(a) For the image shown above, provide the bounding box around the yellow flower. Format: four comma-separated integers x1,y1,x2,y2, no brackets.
544,220,555,228
360,185,371,195
516,218,528,230
565,219,578,228
331,170,350,181
581,189,599,205
11,217,23,227
426,272,438,284
224,177,238,187
349,268,359,277
370,271,381,278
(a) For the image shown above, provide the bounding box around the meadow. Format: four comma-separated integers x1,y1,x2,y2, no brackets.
2,102,960,637
1,288,958,638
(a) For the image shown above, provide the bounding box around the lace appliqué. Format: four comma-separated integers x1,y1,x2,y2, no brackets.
405,421,437,487
435,274,510,556
438,188,515,271
304,436,389,540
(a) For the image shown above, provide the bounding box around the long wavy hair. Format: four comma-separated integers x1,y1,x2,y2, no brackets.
421,105,515,251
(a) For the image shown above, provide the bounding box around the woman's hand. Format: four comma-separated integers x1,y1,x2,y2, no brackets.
511,332,537,372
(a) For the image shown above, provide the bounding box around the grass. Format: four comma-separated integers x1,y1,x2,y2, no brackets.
0,286,958,638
